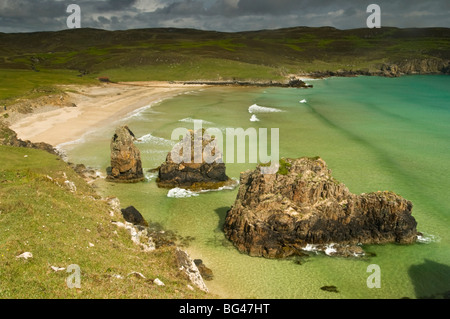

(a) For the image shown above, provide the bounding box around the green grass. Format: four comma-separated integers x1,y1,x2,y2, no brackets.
0,145,209,298
100,58,283,82
0,69,97,105
0,26,448,105
277,158,292,175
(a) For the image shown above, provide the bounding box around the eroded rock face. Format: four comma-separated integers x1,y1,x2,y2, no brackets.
224,157,418,258
106,126,144,183
157,129,236,190
175,248,209,293
0,121,57,155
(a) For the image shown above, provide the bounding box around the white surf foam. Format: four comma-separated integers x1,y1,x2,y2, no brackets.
416,233,440,244
197,178,240,194
250,114,260,122
303,244,319,253
135,133,175,146
178,117,214,125
167,179,239,198
248,104,283,114
144,171,158,182
123,99,165,121
324,244,337,256
167,188,199,198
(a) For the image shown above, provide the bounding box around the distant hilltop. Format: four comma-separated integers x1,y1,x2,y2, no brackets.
0,26,449,81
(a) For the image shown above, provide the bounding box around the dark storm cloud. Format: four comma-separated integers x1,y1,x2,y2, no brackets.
95,0,139,11
0,0,448,33
155,0,207,15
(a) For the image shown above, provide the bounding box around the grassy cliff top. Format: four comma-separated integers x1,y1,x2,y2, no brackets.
0,145,209,298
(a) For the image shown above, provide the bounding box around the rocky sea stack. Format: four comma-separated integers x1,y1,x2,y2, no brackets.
224,157,418,258
157,129,237,191
106,126,144,183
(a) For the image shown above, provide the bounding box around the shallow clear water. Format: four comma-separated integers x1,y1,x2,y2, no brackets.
63,75,450,299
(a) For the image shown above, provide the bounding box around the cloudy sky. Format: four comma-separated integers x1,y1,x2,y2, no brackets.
0,0,449,33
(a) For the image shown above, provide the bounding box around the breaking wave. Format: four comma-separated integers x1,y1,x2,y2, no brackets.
248,104,283,114
416,232,440,244
135,133,175,146
178,117,214,125
167,188,199,198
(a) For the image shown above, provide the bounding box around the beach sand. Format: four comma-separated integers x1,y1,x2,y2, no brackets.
10,81,205,147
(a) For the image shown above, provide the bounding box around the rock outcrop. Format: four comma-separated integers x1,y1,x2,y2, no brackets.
106,126,144,183
157,129,236,190
68,163,103,184
307,58,450,78
121,206,148,227
0,121,57,155
224,157,418,258
175,248,209,293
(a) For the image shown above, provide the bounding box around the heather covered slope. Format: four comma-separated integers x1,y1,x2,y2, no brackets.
0,26,449,81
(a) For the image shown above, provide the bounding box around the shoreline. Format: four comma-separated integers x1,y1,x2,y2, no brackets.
7,73,446,148
9,81,207,147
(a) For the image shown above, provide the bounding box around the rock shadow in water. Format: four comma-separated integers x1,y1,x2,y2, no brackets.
408,259,450,299
207,206,233,249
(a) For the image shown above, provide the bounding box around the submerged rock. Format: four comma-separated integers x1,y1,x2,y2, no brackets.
157,129,236,191
106,126,144,183
193,259,214,281
321,285,339,293
224,157,418,258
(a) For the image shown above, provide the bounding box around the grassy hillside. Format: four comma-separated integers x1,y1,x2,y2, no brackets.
1,27,449,78
0,69,96,104
0,26,448,105
0,145,208,298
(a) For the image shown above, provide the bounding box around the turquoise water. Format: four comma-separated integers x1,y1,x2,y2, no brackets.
63,75,450,299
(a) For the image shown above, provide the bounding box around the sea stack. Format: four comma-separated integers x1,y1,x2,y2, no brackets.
224,157,418,258
157,129,236,190
106,125,144,183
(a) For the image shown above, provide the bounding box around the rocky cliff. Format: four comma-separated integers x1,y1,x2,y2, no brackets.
307,58,450,78
106,126,144,183
224,157,418,258
0,121,57,155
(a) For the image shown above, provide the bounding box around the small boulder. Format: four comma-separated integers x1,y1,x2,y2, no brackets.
153,278,165,286
193,259,214,281
321,285,339,293
121,206,148,227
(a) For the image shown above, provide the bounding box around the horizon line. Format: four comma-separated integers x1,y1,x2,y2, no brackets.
2,25,450,35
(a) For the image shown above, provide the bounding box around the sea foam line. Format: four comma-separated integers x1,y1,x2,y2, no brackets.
178,117,214,125
167,188,199,198
136,133,176,146
416,232,440,244
123,99,165,120
248,104,283,114
167,179,239,198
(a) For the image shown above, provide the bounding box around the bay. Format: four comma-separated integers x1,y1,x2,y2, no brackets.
62,75,450,299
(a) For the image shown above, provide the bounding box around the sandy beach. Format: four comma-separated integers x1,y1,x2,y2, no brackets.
10,81,205,147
